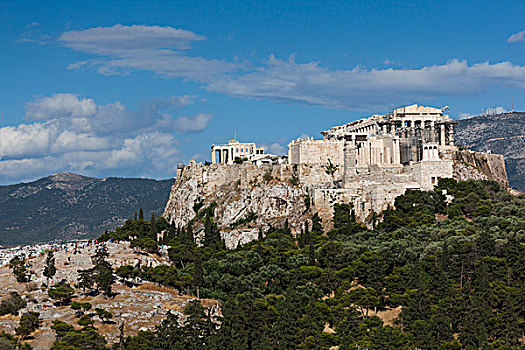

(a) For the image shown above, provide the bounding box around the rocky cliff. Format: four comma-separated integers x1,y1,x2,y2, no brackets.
163,162,310,249
456,112,524,191
453,150,509,187
164,151,510,248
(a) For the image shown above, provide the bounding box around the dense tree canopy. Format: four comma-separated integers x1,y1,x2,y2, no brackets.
85,179,525,349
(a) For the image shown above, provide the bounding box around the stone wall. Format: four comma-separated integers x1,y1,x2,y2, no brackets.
412,160,454,190
288,139,344,166
313,173,420,230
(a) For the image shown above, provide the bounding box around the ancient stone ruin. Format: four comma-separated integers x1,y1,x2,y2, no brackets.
164,104,509,248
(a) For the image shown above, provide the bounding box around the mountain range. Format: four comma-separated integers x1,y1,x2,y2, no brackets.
0,172,173,246
456,112,525,192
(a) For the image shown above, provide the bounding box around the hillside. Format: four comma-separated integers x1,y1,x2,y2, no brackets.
456,112,525,191
0,172,173,246
1,179,522,349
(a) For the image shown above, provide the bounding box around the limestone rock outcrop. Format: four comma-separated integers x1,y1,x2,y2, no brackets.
163,162,310,249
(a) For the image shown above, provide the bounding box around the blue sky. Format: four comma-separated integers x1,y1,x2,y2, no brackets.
1,0,525,184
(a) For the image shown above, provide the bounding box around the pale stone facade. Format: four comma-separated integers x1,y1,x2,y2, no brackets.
211,139,264,164
287,138,344,165
288,104,456,190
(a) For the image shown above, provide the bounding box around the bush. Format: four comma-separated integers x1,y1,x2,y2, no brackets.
15,312,40,339
0,292,26,316
48,284,74,304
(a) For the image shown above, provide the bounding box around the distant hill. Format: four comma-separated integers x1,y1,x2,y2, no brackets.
0,172,173,246
456,112,525,192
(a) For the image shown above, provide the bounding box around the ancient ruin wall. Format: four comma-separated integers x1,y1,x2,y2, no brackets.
164,149,510,248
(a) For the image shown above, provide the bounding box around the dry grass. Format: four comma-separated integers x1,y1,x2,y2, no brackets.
367,306,402,327
0,314,20,321
135,283,182,296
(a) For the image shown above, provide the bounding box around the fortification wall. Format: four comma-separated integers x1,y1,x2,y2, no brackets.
412,160,454,190
312,173,421,230
289,140,344,166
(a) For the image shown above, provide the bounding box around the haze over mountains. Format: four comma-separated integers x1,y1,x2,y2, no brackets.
0,172,173,246
456,112,525,192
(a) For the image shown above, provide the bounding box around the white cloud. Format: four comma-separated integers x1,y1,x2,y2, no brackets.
458,112,473,120
174,113,212,132
206,57,525,110
0,94,212,183
59,24,239,80
25,93,97,120
265,142,286,155
55,25,525,110
508,29,525,43
59,24,205,53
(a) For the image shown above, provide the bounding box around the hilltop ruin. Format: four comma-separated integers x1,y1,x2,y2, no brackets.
164,105,508,248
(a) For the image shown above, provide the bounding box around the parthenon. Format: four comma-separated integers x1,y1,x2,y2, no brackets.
288,104,456,190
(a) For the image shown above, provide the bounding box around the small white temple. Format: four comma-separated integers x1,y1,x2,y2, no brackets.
211,140,265,164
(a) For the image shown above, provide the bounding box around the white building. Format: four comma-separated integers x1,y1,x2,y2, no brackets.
211,140,265,164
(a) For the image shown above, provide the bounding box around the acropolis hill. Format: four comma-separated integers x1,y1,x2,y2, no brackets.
164,104,509,248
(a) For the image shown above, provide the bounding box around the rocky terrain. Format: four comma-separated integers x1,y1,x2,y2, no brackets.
164,162,310,249
0,241,211,350
456,112,525,191
0,173,173,246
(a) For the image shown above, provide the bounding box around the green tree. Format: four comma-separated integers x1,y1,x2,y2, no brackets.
0,292,26,316
70,301,92,316
95,308,113,323
77,315,94,328
48,284,74,305
90,249,115,296
15,312,40,339
9,256,27,283
76,268,94,292
43,250,56,283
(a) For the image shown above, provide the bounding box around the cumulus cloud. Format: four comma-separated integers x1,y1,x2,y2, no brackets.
508,29,525,43
0,94,212,183
174,113,212,132
265,142,286,155
25,93,97,120
59,24,239,80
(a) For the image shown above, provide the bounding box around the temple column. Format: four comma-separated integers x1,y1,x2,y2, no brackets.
212,148,216,163
393,139,400,164
440,124,445,146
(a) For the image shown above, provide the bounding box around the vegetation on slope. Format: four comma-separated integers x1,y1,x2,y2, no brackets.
87,179,525,349
0,172,173,246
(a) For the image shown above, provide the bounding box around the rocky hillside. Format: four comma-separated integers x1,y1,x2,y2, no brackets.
164,162,311,249
0,173,173,246
456,112,525,191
